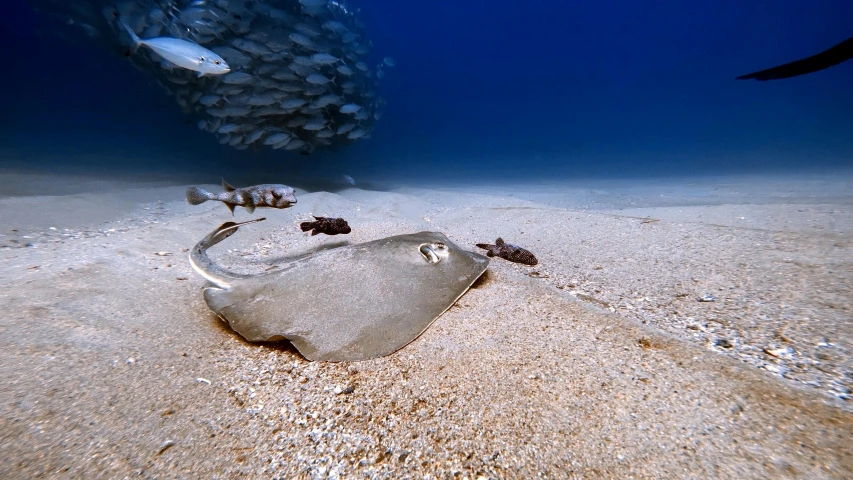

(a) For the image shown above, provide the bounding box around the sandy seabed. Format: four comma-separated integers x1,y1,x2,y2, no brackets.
0,170,851,479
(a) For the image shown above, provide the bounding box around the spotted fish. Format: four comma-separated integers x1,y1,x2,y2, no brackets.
186,179,297,215
300,216,351,236
475,237,538,266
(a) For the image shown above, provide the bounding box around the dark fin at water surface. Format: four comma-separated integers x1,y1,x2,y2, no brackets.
737,35,853,81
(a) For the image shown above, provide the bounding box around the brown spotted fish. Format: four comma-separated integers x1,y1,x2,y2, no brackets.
300,216,351,236
475,237,538,266
186,179,297,215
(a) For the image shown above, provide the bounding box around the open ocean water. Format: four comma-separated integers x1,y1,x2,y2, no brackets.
1,0,851,184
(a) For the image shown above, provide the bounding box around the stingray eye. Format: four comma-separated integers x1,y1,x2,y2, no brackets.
419,244,441,264
199,56,205,62
214,59,221,65
433,242,446,250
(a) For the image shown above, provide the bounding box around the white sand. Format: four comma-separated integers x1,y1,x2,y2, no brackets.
0,171,851,478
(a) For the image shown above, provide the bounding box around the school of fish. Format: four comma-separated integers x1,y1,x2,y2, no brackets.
30,0,394,154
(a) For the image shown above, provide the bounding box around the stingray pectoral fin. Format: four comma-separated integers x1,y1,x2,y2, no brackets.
203,287,233,312
203,287,265,337
205,282,306,344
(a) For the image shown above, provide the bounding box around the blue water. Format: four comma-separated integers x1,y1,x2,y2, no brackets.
2,0,852,184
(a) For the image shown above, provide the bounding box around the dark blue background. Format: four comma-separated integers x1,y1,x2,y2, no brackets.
2,0,851,182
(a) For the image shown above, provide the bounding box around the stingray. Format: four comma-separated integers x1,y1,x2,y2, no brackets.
189,218,490,362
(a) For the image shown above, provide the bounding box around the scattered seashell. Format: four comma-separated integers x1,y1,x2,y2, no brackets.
156,440,174,455
764,346,794,359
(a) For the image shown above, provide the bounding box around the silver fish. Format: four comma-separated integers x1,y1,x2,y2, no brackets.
289,32,315,48
281,98,308,109
263,133,292,145
199,95,221,107
231,38,270,56
339,103,361,114
245,129,266,144
322,20,349,33
221,72,254,85
311,53,340,65
336,64,355,76
336,123,357,134
347,128,367,139
302,120,327,131
186,179,297,215
119,20,229,77
306,73,333,85
295,22,323,37
217,123,240,134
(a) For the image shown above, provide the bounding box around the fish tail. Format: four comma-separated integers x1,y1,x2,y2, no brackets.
117,17,141,47
300,221,315,232
186,186,214,205
475,243,496,256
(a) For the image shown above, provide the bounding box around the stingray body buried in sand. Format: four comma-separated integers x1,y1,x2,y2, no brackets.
189,218,490,362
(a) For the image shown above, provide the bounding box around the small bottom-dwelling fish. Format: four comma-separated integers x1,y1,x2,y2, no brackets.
475,237,538,266
186,179,297,215
300,216,351,236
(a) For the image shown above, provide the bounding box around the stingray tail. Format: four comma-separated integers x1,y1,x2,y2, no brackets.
186,186,214,205
199,217,267,251
189,217,267,289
